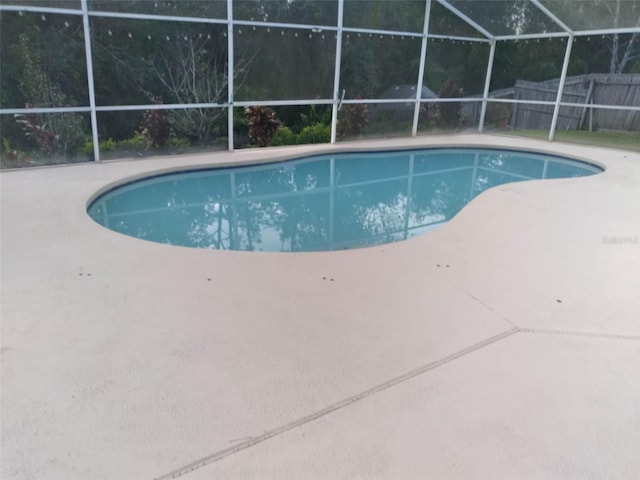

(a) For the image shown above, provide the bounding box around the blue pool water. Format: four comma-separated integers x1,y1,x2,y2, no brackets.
88,148,601,252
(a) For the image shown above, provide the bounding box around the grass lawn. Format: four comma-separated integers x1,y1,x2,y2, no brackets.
500,130,640,153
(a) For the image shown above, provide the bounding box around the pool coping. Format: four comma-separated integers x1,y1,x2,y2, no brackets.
85,145,606,252
84,139,608,201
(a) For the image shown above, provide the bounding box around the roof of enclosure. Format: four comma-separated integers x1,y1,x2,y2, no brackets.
0,0,638,40
1,0,639,38
438,0,640,39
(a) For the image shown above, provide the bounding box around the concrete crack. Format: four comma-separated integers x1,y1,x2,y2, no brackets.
464,291,518,328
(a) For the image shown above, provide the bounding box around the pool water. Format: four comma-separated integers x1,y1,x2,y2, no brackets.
88,148,601,252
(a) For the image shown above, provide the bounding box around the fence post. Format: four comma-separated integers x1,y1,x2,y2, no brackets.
578,78,595,130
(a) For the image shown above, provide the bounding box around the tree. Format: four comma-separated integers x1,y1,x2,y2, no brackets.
608,33,639,74
146,28,240,144
596,0,640,73
91,20,254,145
552,0,640,73
7,24,86,161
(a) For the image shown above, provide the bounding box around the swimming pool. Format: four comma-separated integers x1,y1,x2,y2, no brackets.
87,148,602,252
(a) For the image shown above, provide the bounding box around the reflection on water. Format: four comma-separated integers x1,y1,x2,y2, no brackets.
88,148,601,251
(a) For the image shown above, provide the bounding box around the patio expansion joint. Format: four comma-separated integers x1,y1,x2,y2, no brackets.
154,326,520,480
519,327,640,341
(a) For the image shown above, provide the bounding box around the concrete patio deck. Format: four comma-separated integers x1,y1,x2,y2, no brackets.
1,134,639,479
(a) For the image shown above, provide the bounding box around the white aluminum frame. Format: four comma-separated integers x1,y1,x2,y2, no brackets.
80,0,100,161
330,0,344,144
0,0,638,163
412,0,432,137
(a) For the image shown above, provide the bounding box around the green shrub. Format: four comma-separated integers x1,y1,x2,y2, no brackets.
233,107,248,131
117,132,147,150
1,138,30,168
297,123,331,144
271,126,297,146
80,138,117,155
299,104,332,129
169,136,190,150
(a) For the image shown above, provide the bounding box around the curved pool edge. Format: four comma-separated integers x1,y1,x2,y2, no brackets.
84,138,608,211
85,140,606,253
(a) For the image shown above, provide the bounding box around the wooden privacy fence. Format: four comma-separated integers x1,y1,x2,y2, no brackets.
508,74,640,132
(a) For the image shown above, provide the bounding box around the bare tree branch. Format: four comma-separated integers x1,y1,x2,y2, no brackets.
619,32,639,72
